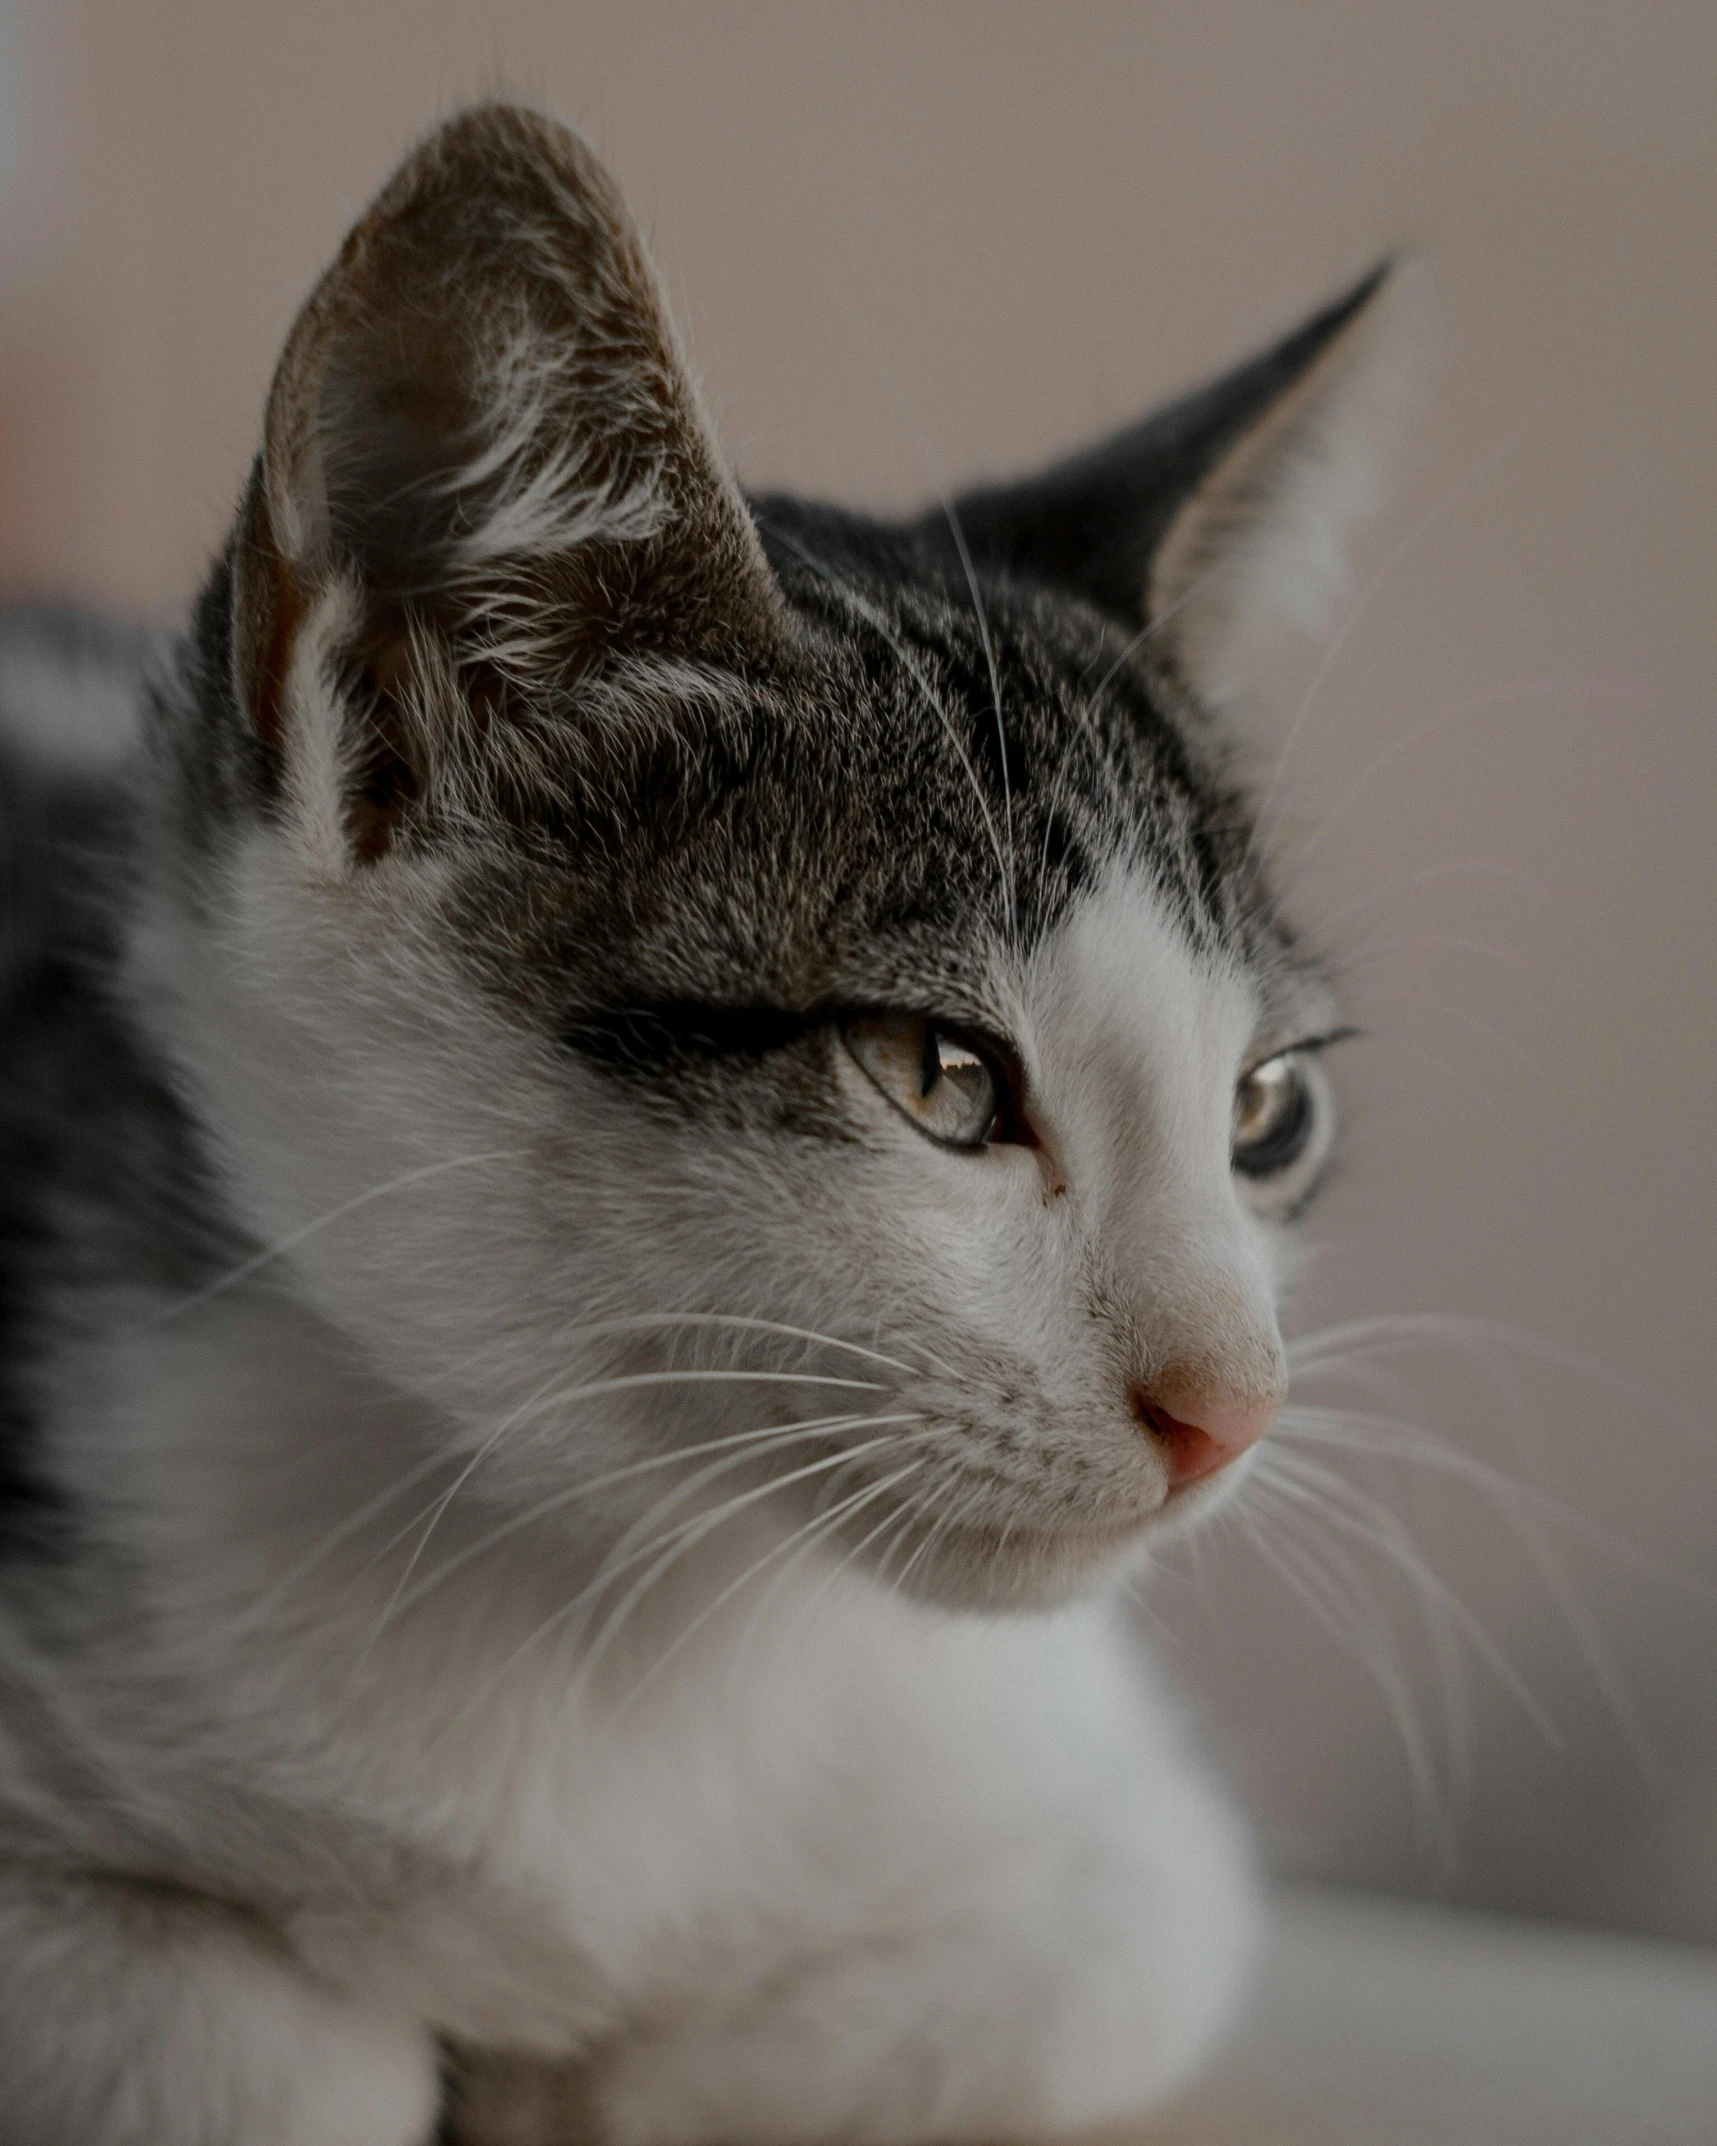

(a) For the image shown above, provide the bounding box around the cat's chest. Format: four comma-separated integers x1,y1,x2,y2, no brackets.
462,1591,948,1948
87,1301,1151,2035
419,1580,1135,2014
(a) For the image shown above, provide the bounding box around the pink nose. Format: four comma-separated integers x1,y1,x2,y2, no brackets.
1130,1386,1280,1490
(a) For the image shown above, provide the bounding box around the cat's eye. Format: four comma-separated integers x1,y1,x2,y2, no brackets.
1231,1052,1315,1178
843,1015,1008,1149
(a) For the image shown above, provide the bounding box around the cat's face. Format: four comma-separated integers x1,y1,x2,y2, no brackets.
165,107,1383,1612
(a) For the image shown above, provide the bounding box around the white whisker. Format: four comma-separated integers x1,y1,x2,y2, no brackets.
1235,1488,1462,1859
1285,675,1645,880
813,278,1017,943
1032,553,1239,917
770,528,1015,931
1288,1313,1709,1440
534,1311,920,1377
1310,856,1536,942
1255,1444,1559,1743
1278,1404,1691,1772
239,1317,909,1633
1252,410,1543,865
786,1477,931,1639
1337,986,1548,1082
389,1411,920,1627
621,1461,926,1717
232,1447,460,1637
932,492,1018,949
571,1433,927,1694
158,1150,525,1321
430,1429,922,1742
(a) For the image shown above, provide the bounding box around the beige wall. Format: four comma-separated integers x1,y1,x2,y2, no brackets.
7,1,1715,1934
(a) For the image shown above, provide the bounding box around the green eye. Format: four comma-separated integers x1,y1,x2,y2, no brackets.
1232,1052,1314,1178
844,1015,1002,1149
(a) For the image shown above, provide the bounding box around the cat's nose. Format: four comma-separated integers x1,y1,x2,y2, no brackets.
1128,1378,1281,1490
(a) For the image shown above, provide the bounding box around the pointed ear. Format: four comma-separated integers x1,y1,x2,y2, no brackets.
231,104,783,861
934,263,1408,694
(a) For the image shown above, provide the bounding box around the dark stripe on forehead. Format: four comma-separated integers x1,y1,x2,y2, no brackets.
438,496,1294,1058
772,524,1264,961
565,1002,816,1069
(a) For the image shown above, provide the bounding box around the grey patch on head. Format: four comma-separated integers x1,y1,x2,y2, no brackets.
477,498,1303,1120
174,109,1380,1150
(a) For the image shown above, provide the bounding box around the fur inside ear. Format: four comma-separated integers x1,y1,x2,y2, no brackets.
1147,263,1415,695
932,262,1412,698
231,103,782,862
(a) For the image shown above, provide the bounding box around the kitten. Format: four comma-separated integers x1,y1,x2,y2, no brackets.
0,105,1393,2146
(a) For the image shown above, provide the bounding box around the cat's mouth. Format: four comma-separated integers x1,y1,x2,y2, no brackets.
832,1448,1260,1612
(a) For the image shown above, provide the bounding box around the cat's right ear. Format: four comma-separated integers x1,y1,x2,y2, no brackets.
229,104,784,867
929,264,1411,700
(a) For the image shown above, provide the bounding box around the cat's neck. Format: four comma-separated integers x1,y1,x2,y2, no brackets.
43,1284,966,1805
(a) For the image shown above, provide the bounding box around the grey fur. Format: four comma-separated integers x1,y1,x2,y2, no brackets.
0,614,227,1555
0,105,1391,2146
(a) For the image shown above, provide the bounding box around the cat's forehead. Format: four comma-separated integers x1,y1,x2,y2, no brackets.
1034,859,1336,1084
446,549,1315,1041
205,102,1384,1084
787,564,1235,935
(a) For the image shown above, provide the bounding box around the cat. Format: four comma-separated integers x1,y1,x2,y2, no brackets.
0,103,1397,2146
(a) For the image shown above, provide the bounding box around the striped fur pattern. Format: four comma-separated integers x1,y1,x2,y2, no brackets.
0,107,1393,2146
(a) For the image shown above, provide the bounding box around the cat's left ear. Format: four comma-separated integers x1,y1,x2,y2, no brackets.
931,263,1410,695
229,104,785,861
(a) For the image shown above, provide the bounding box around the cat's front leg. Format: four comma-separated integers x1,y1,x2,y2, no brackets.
0,1865,440,2146
447,1822,1254,2146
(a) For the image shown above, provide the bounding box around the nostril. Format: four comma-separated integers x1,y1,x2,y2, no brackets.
1130,1391,1226,1488
1128,1383,1277,1490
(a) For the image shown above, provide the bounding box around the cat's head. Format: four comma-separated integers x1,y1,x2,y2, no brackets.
164,107,1395,1612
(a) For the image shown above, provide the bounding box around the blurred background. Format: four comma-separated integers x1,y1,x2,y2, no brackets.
2,2,1713,1941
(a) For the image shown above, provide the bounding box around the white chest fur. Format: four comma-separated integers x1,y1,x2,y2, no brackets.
18,1287,1255,2133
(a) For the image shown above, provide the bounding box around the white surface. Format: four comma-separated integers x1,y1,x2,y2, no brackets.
1118,1887,1717,2146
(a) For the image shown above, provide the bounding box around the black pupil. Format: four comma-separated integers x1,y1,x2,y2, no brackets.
1233,1062,1311,1178
920,1026,942,1098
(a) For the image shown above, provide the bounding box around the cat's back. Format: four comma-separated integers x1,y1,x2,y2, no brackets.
0,611,207,1548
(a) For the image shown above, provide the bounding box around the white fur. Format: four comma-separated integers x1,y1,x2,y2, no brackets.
0,102,1385,2146
0,850,1307,2144
443,330,671,572
0,1870,438,2146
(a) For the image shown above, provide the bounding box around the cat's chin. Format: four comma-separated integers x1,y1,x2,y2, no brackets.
853,1469,1252,1613
861,1514,1156,1614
